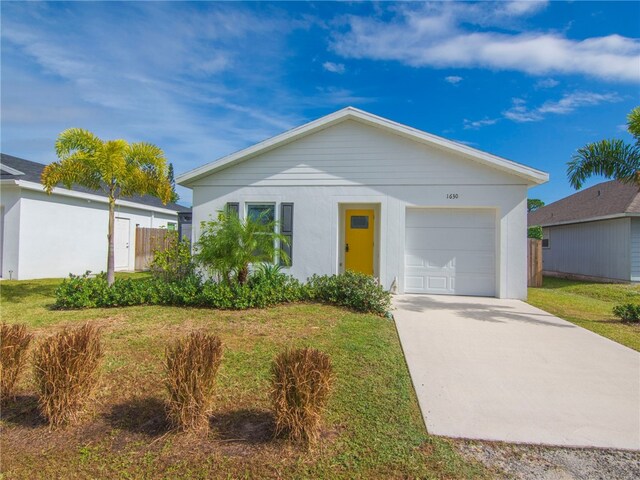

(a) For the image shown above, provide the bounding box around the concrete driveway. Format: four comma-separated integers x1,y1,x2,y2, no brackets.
393,295,640,451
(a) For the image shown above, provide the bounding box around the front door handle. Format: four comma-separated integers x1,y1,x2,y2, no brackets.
345,243,349,253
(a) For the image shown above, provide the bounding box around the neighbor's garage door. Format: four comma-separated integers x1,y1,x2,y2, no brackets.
404,208,496,296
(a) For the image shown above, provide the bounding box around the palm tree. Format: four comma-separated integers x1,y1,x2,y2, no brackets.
195,209,289,285
41,129,173,285
567,106,640,189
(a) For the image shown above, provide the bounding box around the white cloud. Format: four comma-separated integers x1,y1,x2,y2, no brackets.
499,1,548,17
463,90,622,128
503,98,544,122
445,75,463,85
331,2,640,83
463,117,499,129
504,91,621,122
322,61,346,74
537,91,620,114
535,78,559,89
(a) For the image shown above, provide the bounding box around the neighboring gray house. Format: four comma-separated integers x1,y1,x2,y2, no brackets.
528,180,640,282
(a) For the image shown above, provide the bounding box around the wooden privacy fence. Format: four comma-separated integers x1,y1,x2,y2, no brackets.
135,227,174,271
527,238,543,287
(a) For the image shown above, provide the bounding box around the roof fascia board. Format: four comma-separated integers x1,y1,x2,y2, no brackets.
533,212,640,227
177,107,548,186
0,164,25,176
17,180,179,216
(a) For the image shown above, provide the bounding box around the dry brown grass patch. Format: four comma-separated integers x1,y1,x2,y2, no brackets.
165,331,223,433
270,347,334,446
0,323,33,401
33,323,103,427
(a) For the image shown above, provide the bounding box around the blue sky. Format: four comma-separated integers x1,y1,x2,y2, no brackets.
2,1,639,206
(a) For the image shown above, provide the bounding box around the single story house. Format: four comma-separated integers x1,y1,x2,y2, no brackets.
528,179,640,282
1,154,184,280
178,107,548,299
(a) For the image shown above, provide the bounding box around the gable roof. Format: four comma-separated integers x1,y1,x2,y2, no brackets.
177,106,548,186
528,180,640,227
1,153,187,213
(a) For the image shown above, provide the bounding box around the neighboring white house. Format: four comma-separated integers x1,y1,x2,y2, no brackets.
528,179,640,282
178,107,548,299
0,154,184,280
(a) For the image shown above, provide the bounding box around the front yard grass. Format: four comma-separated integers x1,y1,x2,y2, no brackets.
0,276,488,479
527,276,640,352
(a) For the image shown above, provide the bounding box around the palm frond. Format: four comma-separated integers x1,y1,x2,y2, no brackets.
628,106,640,141
567,139,640,189
55,128,102,158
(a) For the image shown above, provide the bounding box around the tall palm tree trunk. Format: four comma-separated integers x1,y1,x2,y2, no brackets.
107,198,116,286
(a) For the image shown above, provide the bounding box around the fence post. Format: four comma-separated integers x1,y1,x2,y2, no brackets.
527,238,543,287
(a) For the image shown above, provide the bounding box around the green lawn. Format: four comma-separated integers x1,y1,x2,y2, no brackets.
528,277,640,351
0,276,487,479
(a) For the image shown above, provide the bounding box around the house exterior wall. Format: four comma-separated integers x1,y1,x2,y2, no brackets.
2,186,177,280
0,184,21,279
190,120,530,299
542,217,631,281
630,218,640,281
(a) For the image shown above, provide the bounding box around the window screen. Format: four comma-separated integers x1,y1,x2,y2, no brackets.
350,215,369,229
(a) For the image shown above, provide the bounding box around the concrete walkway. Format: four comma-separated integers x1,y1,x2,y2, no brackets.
393,295,640,450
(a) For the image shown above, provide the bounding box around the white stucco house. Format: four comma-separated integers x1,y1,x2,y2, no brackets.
0,154,185,280
178,107,548,299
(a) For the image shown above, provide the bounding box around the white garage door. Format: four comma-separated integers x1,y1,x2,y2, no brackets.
404,208,496,296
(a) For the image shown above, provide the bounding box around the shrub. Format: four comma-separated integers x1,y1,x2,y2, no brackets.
33,324,103,427
307,270,391,315
271,347,334,445
54,272,109,309
195,209,288,284
165,331,224,432
150,233,195,282
528,225,543,240
0,323,33,401
54,265,308,311
612,303,640,323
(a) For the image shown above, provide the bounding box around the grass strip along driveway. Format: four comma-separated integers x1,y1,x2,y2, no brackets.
527,277,640,352
0,276,487,479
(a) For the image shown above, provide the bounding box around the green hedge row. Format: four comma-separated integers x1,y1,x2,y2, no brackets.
54,270,391,315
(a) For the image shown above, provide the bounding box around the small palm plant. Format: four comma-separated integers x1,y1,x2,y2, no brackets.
195,209,289,285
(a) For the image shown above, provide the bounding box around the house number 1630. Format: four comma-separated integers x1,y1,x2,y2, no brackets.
446,193,459,199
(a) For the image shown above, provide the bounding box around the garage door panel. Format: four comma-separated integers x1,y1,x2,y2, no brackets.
405,229,494,251
405,251,494,273
405,208,496,296
405,209,494,228
454,275,495,296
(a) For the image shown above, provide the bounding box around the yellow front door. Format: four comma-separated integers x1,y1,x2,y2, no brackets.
345,209,374,275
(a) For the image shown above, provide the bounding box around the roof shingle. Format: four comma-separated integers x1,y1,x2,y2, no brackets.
528,180,640,226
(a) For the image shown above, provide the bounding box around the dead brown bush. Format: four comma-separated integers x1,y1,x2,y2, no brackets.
270,347,334,445
33,324,103,427
0,323,33,401
165,331,223,432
